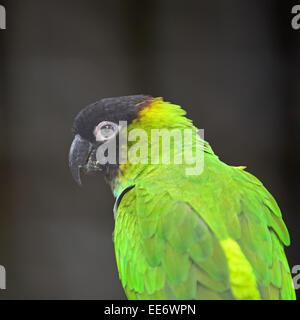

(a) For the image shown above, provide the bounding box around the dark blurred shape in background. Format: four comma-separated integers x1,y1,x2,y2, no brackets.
0,0,299,299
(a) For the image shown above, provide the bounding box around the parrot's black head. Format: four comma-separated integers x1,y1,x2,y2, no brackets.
69,95,152,185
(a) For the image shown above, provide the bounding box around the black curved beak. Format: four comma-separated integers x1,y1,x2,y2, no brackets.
69,135,92,185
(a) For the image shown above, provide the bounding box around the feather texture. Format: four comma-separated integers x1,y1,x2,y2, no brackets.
112,99,295,300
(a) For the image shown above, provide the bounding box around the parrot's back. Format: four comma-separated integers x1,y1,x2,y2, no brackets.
114,153,296,300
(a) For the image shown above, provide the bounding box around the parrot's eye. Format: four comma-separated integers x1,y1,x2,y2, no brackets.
94,121,119,142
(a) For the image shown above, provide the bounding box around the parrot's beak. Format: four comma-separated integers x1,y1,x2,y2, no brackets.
69,135,92,186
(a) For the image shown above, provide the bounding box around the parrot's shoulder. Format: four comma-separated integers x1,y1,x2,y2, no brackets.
114,185,234,299
114,161,296,300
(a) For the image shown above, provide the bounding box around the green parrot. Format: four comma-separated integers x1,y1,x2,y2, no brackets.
69,95,296,300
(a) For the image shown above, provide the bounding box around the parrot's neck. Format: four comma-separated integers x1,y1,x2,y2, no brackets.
109,98,217,198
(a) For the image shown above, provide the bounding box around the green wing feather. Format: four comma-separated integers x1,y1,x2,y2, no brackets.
114,153,295,300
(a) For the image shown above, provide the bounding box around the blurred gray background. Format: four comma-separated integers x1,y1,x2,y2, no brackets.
0,0,299,299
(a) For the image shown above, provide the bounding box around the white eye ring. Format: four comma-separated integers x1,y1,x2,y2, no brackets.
94,121,119,142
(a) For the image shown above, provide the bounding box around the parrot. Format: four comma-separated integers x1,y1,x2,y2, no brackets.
69,95,296,300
